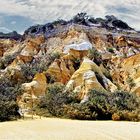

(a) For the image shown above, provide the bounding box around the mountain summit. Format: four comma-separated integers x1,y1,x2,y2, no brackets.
24,13,135,38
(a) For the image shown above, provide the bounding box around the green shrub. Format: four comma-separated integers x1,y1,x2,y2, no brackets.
50,52,60,61
88,48,102,65
126,76,136,90
0,76,22,121
64,103,98,120
72,58,81,70
86,90,140,121
35,84,140,121
108,91,139,111
107,47,114,53
64,90,140,121
0,55,15,69
0,100,19,121
20,52,60,82
35,83,75,117
21,59,48,82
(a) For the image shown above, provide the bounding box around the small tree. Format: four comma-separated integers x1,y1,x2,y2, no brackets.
0,76,22,121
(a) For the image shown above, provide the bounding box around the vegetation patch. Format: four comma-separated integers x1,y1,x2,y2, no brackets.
35,84,140,121
0,76,22,121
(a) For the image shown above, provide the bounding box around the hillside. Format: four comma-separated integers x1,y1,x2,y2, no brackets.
0,13,140,121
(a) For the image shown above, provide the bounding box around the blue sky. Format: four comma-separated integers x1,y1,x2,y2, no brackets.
0,0,140,34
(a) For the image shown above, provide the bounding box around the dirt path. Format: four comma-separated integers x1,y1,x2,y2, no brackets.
0,118,140,140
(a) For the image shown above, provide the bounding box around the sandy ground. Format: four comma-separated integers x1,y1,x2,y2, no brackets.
0,117,140,140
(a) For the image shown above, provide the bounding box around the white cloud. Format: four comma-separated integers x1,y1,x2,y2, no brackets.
0,27,11,32
0,0,140,30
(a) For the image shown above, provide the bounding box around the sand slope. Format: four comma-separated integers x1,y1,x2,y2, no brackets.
0,118,140,140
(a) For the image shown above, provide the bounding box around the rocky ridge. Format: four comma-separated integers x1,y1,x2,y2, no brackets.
0,13,140,111
0,31,21,40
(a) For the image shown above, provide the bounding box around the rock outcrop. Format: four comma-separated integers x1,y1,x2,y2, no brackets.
23,13,135,39
0,13,140,112
120,54,140,96
47,58,75,84
20,35,45,57
22,72,47,97
66,57,117,100
0,39,16,57
18,73,47,109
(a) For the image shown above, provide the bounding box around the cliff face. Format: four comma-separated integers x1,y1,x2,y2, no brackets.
0,14,140,109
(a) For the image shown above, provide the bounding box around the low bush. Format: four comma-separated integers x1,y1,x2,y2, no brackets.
35,83,75,117
88,48,102,65
21,58,48,82
0,55,15,69
107,47,114,53
35,84,140,121
64,103,98,120
65,90,140,121
20,52,60,82
0,76,22,121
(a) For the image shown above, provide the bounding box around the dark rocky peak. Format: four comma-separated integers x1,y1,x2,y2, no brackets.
71,12,89,25
105,15,133,30
105,15,117,21
0,31,22,40
23,19,68,38
23,13,135,38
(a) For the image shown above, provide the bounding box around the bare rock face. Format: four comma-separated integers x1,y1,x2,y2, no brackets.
2,35,44,64
0,39,16,57
1,15,140,113
18,73,47,109
46,29,94,84
44,37,64,54
19,35,45,63
20,35,45,57
63,28,89,45
3,43,24,60
22,73,47,97
63,41,92,61
66,57,117,100
0,36,45,82
46,40,93,84
121,54,140,96
110,50,140,96
22,72,47,97
47,58,74,84
5,56,24,80
38,28,90,55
